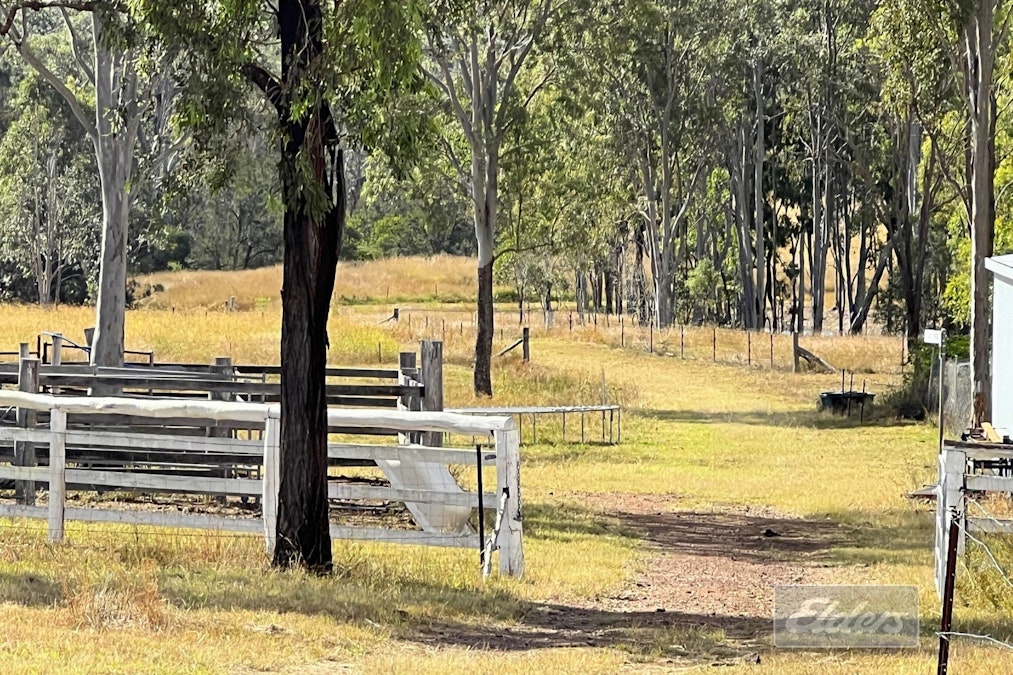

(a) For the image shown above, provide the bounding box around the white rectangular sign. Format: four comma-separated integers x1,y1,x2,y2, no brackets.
923,329,943,346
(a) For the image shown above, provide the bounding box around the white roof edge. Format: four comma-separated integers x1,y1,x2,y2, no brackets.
986,255,1013,283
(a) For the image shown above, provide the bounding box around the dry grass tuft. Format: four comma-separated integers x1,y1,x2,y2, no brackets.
62,566,173,631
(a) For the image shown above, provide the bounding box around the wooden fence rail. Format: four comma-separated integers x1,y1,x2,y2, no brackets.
0,387,523,578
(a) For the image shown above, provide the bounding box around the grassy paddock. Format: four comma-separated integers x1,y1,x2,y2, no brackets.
0,297,1011,672
0,304,400,366
133,255,507,310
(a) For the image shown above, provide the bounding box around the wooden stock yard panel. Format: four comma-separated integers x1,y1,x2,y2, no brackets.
0,391,523,578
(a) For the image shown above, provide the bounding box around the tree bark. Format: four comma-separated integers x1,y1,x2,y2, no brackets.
733,121,756,328
270,0,340,573
472,151,496,396
89,15,138,368
752,57,766,330
963,2,995,424
475,259,494,395
633,221,647,323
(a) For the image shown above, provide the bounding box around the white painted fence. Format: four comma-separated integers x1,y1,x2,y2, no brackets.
935,442,1013,597
0,390,523,577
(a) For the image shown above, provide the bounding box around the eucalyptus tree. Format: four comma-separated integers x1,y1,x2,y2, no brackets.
574,0,720,329
0,2,186,366
873,0,1007,421
945,0,1004,423
424,0,556,396
132,0,429,571
0,68,99,304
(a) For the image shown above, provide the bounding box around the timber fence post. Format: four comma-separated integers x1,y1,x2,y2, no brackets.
47,408,67,542
212,357,235,494
51,333,63,367
420,341,444,447
494,425,523,577
399,352,420,444
15,353,39,505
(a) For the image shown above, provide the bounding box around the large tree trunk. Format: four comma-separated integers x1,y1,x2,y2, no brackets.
90,155,130,367
946,3,999,425
475,259,494,394
811,139,826,334
89,21,135,368
271,0,340,572
752,58,766,330
473,185,495,396
967,1,995,425
733,122,756,328
633,222,648,323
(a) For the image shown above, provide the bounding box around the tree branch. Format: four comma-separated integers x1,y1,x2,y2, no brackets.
0,0,96,37
60,6,94,85
242,62,283,112
7,27,97,139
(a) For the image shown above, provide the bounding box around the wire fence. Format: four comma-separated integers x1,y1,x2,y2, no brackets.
928,359,973,434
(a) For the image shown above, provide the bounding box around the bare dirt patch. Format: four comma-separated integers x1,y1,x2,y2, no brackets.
588,493,847,622
414,491,847,665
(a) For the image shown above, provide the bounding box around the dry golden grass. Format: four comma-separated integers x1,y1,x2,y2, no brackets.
0,304,400,366
133,255,508,310
363,304,905,376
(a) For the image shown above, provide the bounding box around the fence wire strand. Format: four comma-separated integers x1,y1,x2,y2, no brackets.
958,502,1013,588
955,514,1013,589
937,631,1013,650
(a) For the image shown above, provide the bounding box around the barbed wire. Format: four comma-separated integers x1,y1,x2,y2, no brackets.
937,631,1013,650
966,496,1012,532
954,516,1013,588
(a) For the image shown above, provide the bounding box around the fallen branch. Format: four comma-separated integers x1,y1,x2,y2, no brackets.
795,345,835,373
497,338,524,357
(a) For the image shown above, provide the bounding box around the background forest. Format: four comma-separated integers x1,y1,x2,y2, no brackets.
0,0,1003,348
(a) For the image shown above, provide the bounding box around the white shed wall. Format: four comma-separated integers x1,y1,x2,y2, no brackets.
990,258,1013,429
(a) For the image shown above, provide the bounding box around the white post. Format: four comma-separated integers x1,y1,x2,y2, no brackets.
48,409,67,542
262,413,280,554
936,446,966,598
493,425,524,577
935,450,947,599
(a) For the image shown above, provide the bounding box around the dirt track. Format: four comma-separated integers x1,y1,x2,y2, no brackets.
415,492,847,666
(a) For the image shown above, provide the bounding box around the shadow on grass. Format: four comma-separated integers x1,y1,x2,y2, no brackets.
409,601,766,656
148,498,772,659
611,508,852,564
0,572,62,606
637,407,916,430
824,508,934,568
161,563,767,658
523,500,642,541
